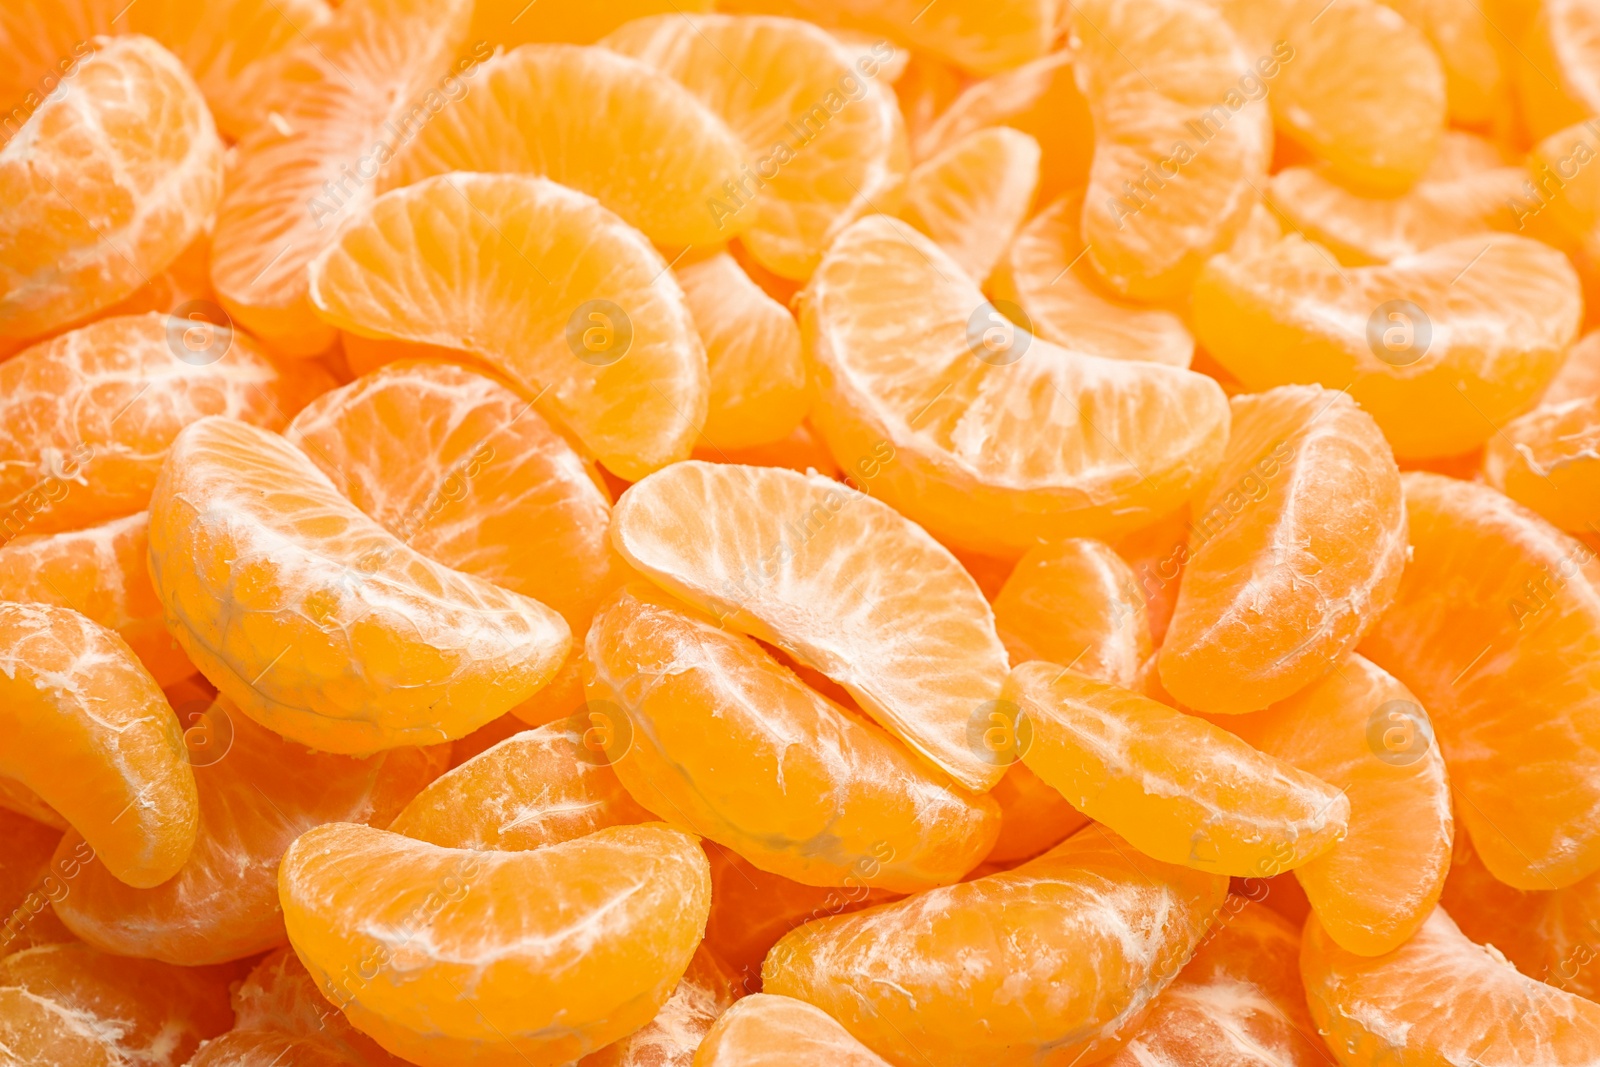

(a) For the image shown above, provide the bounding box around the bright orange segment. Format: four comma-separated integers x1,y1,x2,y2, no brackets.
899,127,1040,285
582,944,740,1067
1005,664,1350,877
1544,330,1600,407
1228,654,1453,956
1301,907,1600,1063
677,252,808,451
389,722,652,851
584,583,1000,890
762,824,1229,1067
284,359,626,630
470,0,713,48
377,44,748,249
1484,396,1600,533
693,993,892,1066
209,0,472,357
1073,0,1270,301
0,513,190,686
1101,899,1327,1067
0,601,196,888
147,416,570,754
0,313,332,539
0,809,73,958
1159,386,1407,714
52,691,446,964
279,821,712,1067
994,538,1150,685
611,460,1010,792
222,945,411,1066
803,214,1230,557
988,192,1195,368
602,14,909,280
1360,473,1600,889
308,173,708,480
1520,0,1600,139
1194,232,1583,459
0,35,223,346
1386,0,1511,130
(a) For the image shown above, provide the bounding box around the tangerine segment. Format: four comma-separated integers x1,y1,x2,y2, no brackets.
189,1031,363,1067
915,52,1093,205
988,192,1195,368
1101,899,1327,1067
1387,0,1511,129
470,0,713,48
0,809,73,958
763,823,1229,1067
0,943,237,1067
0,601,195,888
611,460,1010,793
602,14,909,281
994,538,1150,687
147,416,570,754
803,215,1231,557
0,777,65,831
1484,397,1600,533
584,583,1001,891
1005,663,1350,877
1544,330,1600,407
581,944,740,1067
1520,0,1600,139
983,763,1090,865
389,722,652,851
0,313,332,539
1193,232,1583,459
1360,473,1600,890
692,994,892,1066
377,44,747,248
1072,0,1270,301
0,513,189,686
1267,133,1526,266
0,35,222,346
284,360,625,629
279,821,712,1067
1159,386,1406,715
230,946,412,1066
210,0,472,357
308,173,707,481
52,695,446,965
1301,907,1600,1064
898,127,1040,285
676,252,808,451
1228,655,1453,956
1214,0,1445,194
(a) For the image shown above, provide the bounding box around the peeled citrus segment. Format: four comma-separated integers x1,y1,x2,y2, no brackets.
1005,663,1350,877
803,215,1230,557
1101,899,1327,1067
1361,473,1600,889
0,513,190,686
279,821,712,1067
763,824,1229,1067
1483,396,1600,533
988,192,1195,367
694,993,891,1066
0,601,196,888
611,460,1010,793
0,35,222,346
894,52,964,146
226,946,412,1067
1545,330,1600,406
1228,655,1452,956
0,776,66,832
147,416,570,754
1520,0,1600,139
0,809,74,959
1159,386,1407,714
471,0,713,48
1268,133,1526,266
210,0,472,357
190,1030,364,1066
585,583,1001,890
985,755,1091,867
677,252,808,451
308,173,708,480
1072,0,1270,301
0,942,236,1067
1211,0,1446,194
52,694,445,965
1193,232,1583,459
0,313,332,538
389,722,651,851
695,421,843,479
916,52,1092,204
284,360,625,628
898,127,1039,285
994,538,1150,685
603,14,908,281
1302,906,1600,1062
377,44,747,249
581,944,740,1067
